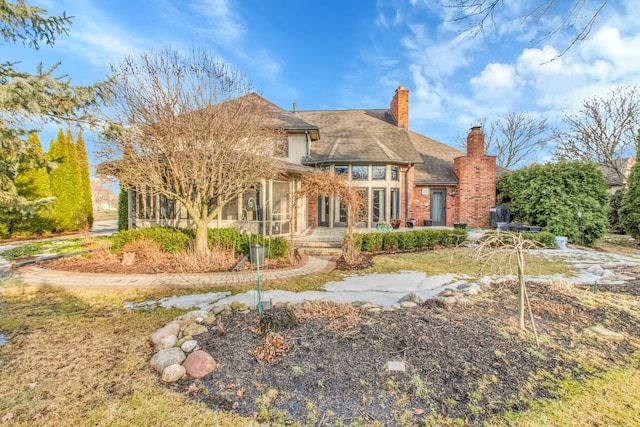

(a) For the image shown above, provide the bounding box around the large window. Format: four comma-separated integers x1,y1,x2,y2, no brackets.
221,195,239,220
372,188,386,223
372,165,386,180
334,165,348,175
390,188,400,219
159,195,176,219
351,165,368,180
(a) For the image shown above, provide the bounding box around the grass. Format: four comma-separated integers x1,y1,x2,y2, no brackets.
1,237,110,261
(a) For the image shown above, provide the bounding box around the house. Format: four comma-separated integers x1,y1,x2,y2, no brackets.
598,157,636,193
127,86,497,232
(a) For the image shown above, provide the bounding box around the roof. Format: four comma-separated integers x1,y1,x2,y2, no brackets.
409,131,464,185
295,109,423,165
598,157,636,187
236,93,319,133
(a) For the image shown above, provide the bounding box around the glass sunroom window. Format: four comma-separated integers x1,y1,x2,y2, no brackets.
351,165,368,180
372,165,386,180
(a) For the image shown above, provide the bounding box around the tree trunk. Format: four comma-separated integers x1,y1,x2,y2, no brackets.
194,219,210,256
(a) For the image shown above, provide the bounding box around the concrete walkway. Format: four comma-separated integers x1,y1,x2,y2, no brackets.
11,254,335,289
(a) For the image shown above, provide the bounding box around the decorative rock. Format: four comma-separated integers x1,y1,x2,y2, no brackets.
150,347,186,372
178,310,210,322
183,350,217,379
599,270,617,280
211,303,227,315
176,335,193,347
150,321,181,346
203,312,216,325
182,323,208,337
398,292,422,304
477,276,493,286
181,340,198,353
465,288,479,296
162,364,186,382
436,296,457,305
586,265,604,274
367,307,382,314
359,302,382,311
230,301,250,311
456,283,471,290
438,289,457,298
586,326,624,340
399,301,418,309
155,334,178,351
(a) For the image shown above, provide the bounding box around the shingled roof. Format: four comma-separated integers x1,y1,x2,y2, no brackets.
409,131,463,185
296,109,423,165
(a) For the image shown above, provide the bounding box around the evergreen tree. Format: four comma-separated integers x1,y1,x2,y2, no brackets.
619,132,640,239
75,132,94,227
48,129,84,231
11,133,55,235
1,1,108,210
117,184,128,231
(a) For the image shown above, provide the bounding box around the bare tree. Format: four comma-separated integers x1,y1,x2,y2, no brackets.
447,0,610,58
90,170,116,211
554,85,639,182
292,170,365,266
459,113,551,169
98,49,285,255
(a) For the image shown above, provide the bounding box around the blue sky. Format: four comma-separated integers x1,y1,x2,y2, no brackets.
6,0,640,166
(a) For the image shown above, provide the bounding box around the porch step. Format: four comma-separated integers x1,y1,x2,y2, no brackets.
297,246,343,256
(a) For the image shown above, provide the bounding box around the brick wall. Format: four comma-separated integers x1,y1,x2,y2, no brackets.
412,186,457,226
307,195,317,228
453,127,497,228
390,86,409,129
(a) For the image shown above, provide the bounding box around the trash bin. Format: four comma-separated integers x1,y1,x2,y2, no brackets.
250,244,266,264
407,219,417,228
424,219,433,227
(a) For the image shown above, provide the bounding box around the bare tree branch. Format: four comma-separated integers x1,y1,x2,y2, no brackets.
554,85,639,182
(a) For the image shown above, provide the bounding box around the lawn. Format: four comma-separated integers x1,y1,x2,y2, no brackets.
0,246,639,426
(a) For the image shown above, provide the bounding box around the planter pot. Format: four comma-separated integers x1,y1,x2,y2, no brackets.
424,219,433,227
407,219,417,228
390,219,401,229
453,223,466,229
250,244,266,264
555,236,568,249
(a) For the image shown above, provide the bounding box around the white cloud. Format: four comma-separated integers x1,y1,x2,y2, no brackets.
470,63,518,96
189,0,246,45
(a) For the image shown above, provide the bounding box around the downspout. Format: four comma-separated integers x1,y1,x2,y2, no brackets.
304,130,310,162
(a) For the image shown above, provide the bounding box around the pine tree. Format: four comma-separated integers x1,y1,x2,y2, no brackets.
117,184,128,231
75,132,94,227
619,132,640,239
48,129,84,231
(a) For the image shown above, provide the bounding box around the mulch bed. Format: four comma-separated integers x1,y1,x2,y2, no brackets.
167,279,640,425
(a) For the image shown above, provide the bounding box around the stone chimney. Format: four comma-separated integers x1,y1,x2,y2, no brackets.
390,86,409,129
453,127,497,228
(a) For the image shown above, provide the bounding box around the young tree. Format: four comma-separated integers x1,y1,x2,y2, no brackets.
1,1,108,210
448,0,610,57
75,132,94,227
619,132,640,239
554,86,640,182
460,113,551,169
98,49,285,255
497,161,610,246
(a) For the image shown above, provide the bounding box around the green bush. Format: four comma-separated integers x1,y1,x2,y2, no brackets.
110,226,190,254
267,237,288,259
361,233,383,252
354,229,468,253
620,138,640,239
397,231,416,250
497,161,610,246
608,188,626,234
524,231,556,247
207,227,242,252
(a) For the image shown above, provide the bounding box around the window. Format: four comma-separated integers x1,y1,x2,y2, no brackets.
390,188,400,219
351,165,368,180
372,165,386,180
390,166,400,181
372,188,386,223
159,195,176,219
334,165,348,175
221,195,239,220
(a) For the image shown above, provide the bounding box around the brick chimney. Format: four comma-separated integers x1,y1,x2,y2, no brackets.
453,127,497,228
390,86,409,129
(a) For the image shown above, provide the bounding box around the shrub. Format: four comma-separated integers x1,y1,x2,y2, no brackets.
620,138,640,239
382,233,400,251
360,233,383,252
497,161,610,246
608,188,626,234
267,237,288,259
207,227,242,252
397,231,416,250
110,226,190,254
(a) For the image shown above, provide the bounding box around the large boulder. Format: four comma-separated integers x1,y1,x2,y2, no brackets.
150,347,186,372
183,350,217,379
150,321,181,346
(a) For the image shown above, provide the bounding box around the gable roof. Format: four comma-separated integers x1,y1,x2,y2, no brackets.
241,93,319,134
295,109,423,165
409,131,464,185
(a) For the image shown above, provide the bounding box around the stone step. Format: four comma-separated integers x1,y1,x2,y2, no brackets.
297,246,343,256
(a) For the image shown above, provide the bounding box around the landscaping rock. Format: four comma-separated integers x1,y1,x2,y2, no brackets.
438,289,457,298
397,292,422,304
587,326,624,340
230,301,250,311
477,276,493,286
211,303,227,315
182,323,208,337
150,321,181,346
399,301,418,309
162,364,186,382
150,347,186,372
184,350,217,379
155,334,178,351
178,310,210,322
203,312,217,325
181,340,198,353
436,296,457,305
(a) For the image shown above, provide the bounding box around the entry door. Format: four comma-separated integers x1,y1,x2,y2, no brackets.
430,190,446,226
318,195,329,226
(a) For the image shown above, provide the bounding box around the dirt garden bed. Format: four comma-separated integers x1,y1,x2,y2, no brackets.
163,277,640,426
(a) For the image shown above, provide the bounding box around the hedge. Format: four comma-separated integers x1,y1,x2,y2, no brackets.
111,226,288,259
353,229,467,253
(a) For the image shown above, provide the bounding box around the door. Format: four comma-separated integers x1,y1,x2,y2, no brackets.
430,189,446,226
318,195,329,226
